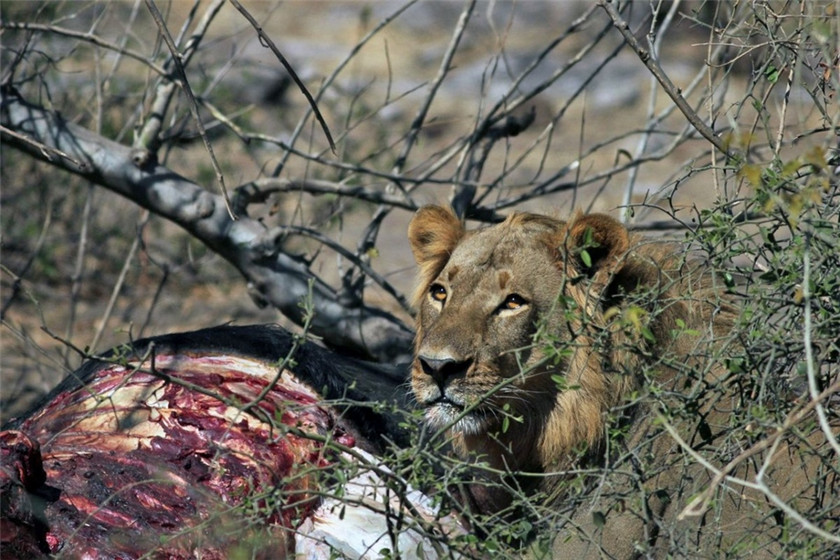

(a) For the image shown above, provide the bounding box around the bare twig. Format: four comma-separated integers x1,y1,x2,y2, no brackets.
394,0,476,183
0,195,54,321
0,21,168,77
88,210,147,354
234,177,418,213
275,0,418,174
259,224,412,314
134,0,225,150
620,0,681,223
62,184,95,367
473,4,604,134
0,124,82,167
144,0,234,219
228,0,336,154
598,0,733,159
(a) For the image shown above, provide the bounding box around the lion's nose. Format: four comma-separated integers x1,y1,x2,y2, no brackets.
419,355,472,387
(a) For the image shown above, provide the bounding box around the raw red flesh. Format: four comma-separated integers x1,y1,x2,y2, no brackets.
1,352,355,558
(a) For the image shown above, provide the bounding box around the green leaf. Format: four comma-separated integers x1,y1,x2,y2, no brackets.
737,163,762,188
551,374,567,389
580,249,592,268
804,146,827,171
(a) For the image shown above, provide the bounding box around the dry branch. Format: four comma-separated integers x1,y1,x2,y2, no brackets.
0,88,413,363
598,0,734,159
228,0,336,153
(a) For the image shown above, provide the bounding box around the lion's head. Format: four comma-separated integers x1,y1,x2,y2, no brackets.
407,205,728,500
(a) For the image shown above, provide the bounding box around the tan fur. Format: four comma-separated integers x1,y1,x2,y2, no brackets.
407,206,730,517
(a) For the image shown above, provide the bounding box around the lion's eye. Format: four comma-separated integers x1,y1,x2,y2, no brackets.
429,284,447,303
501,294,527,310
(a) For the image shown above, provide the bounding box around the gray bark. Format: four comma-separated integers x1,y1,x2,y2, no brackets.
0,88,414,363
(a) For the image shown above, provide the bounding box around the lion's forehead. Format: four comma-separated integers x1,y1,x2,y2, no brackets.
450,226,554,267
442,230,559,291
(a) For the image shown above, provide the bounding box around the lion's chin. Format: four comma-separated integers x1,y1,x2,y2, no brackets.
424,402,491,436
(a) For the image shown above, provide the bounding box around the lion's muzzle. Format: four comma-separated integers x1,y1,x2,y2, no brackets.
418,355,473,390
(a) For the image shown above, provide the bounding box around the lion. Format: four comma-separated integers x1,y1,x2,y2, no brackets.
407,205,839,559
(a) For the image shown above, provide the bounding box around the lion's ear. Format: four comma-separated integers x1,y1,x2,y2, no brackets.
565,213,629,277
408,205,464,267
